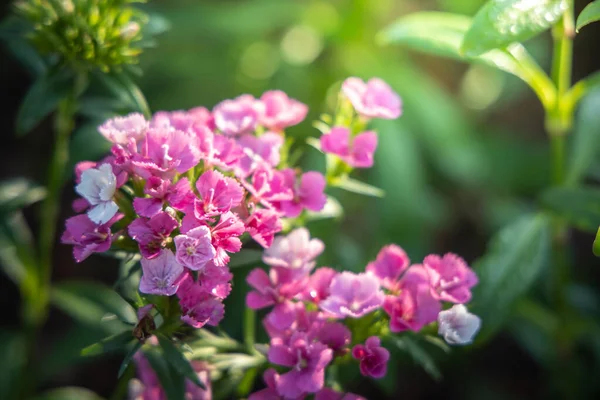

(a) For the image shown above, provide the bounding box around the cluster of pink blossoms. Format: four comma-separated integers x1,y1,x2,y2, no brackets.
246,229,480,399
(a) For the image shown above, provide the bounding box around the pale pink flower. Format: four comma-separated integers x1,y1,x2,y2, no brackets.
128,212,179,259
320,127,378,168
277,170,327,218
237,132,284,177
342,77,402,120
61,213,122,262
351,336,390,379
423,253,478,304
174,225,216,271
195,126,244,170
319,272,384,319
245,208,283,248
438,304,481,345
268,332,333,398
383,265,440,332
366,244,410,290
259,90,308,131
98,113,148,144
245,268,307,310
139,249,185,296
263,228,324,273
213,94,262,136
75,163,119,224
194,170,244,220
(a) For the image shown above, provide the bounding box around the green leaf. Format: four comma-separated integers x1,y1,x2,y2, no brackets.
472,213,551,339
0,179,46,216
566,89,600,185
118,341,143,378
593,227,600,257
30,387,105,400
541,186,600,232
51,281,137,328
576,0,600,31
462,0,567,57
95,71,151,118
0,330,26,400
228,249,263,269
16,68,74,136
144,347,186,400
156,333,205,389
0,212,37,289
0,16,46,77
332,176,385,198
391,336,441,381
81,330,134,357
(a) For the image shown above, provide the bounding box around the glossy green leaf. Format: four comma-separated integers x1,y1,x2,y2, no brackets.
566,89,600,185
144,348,186,400
472,213,551,339
118,341,143,378
156,333,205,389
0,179,46,216
16,67,74,135
332,176,385,198
462,0,567,56
541,186,600,232
593,227,600,257
81,330,134,357
576,1,600,31
51,281,137,327
391,336,441,381
30,387,105,400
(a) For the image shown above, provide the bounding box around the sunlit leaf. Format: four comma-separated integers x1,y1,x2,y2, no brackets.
576,0,600,31
156,333,205,389
81,331,134,357
593,227,600,257
332,176,385,198
461,0,567,56
472,213,551,339
566,89,600,185
541,186,600,232
0,179,46,216
30,387,105,400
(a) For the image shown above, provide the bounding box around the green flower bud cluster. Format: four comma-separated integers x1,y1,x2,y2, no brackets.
15,0,148,71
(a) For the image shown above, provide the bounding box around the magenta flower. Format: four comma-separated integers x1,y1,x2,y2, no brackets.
246,164,294,207
259,90,308,131
174,225,216,270
98,113,148,144
245,208,283,248
342,77,402,120
317,322,351,353
75,163,119,224
315,388,366,400
268,332,333,398
61,214,122,262
277,169,327,218
177,271,228,328
366,244,410,290
302,267,337,304
128,212,179,259
213,94,262,136
319,272,384,318
383,265,440,332
320,127,378,168
131,127,201,179
237,132,284,177
210,211,245,266
194,169,244,220
248,369,282,400
195,125,243,171
351,336,390,379
133,177,194,217
246,267,307,310
423,253,478,304
263,228,324,273
139,249,185,296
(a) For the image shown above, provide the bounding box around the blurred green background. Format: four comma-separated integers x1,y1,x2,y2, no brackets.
1,0,600,399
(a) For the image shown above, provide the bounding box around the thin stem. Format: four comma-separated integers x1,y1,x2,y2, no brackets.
243,307,256,354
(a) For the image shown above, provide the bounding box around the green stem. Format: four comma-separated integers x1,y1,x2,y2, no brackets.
243,307,256,354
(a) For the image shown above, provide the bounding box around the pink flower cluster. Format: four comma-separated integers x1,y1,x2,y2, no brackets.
246,231,478,398
62,90,327,329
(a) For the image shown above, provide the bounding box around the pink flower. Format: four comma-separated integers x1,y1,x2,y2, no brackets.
268,332,333,398
263,228,324,273
423,253,478,304
302,267,337,304
246,165,294,207
315,388,366,400
98,112,148,144
75,163,119,224
259,90,308,131
210,212,245,266
319,272,384,319
366,244,410,290
237,132,284,177
213,94,262,136
195,126,244,170
383,265,440,332
277,170,327,218
128,212,179,259
351,336,390,379
61,213,122,262
174,225,216,270
131,127,201,179
248,369,284,400
246,268,307,310
194,170,244,220
133,177,194,217
245,208,282,248
139,249,185,296
320,127,378,168
342,77,402,120
316,322,351,353
177,271,228,328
